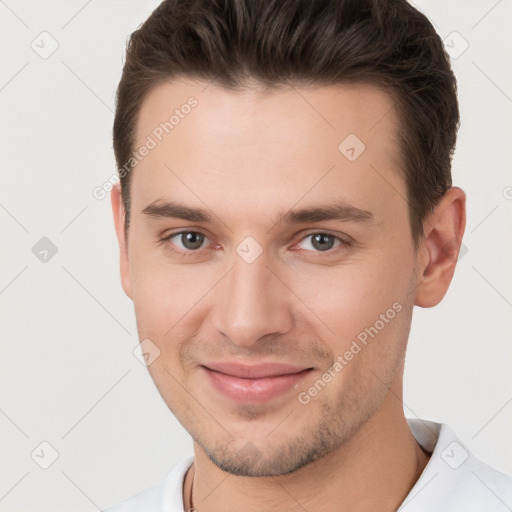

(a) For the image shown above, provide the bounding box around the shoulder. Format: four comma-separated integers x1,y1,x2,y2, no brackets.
460,454,512,506
403,419,512,511
104,456,194,512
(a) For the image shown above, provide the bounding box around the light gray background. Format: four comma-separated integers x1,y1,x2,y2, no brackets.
1,1,511,510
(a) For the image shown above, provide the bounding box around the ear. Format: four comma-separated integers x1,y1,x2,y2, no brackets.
414,186,466,308
111,183,133,300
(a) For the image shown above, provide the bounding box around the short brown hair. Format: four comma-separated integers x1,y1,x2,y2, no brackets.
113,0,459,245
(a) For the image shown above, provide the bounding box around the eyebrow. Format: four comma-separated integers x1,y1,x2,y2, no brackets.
141,199,374,225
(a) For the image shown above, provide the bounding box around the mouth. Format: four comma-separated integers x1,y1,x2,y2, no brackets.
200,362,314,403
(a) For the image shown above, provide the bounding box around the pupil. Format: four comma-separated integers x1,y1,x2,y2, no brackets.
183,232,204,250
312,233,334,251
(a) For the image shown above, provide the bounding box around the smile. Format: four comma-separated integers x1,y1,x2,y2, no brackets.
200,362,314,403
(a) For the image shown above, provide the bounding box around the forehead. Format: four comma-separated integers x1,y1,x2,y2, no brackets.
136,78,400,149
131,78,405,225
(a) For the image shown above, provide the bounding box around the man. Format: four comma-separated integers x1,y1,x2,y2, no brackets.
106,0,512,510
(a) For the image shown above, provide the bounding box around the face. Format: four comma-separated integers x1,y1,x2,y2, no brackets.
115,78,422,477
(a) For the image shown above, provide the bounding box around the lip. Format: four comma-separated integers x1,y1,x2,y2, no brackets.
200,362,313,403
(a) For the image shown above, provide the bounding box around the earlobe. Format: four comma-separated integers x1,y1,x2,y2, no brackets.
414,187,466,308
111,184,133,300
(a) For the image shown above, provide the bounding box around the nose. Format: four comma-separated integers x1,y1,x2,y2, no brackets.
211,248,294,348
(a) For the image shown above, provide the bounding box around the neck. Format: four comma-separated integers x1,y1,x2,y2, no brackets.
183,385,430,512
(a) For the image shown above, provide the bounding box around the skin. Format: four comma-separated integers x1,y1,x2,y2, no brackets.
111,78,466,511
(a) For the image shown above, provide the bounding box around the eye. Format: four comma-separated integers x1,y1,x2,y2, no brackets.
295,232,347,253
161,230,350,257
162,230,209,254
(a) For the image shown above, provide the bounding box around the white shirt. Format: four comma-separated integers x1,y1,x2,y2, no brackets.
104,418,512,511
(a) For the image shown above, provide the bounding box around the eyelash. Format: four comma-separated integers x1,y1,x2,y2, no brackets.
159,230,352,258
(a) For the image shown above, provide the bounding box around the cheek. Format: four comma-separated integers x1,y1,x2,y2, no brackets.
129,245,209,334
290,246,414,347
